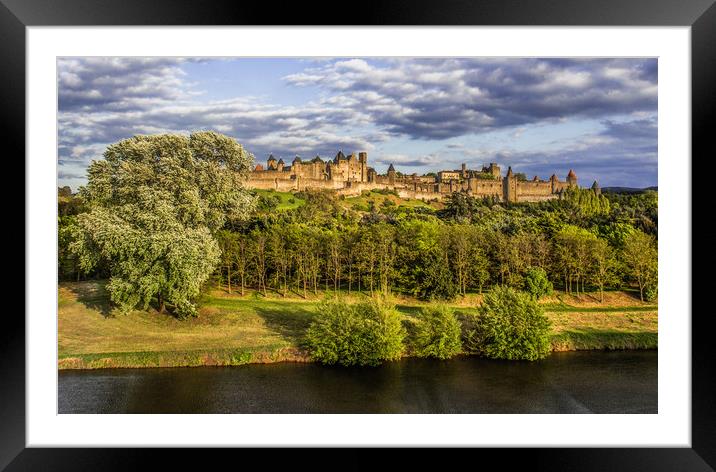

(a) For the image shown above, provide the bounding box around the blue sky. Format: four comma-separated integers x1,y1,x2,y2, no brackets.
57,57,657,190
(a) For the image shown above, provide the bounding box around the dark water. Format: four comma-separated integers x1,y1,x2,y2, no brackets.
58,351,657,414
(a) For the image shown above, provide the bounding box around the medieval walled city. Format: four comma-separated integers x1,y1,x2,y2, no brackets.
247,151,600,203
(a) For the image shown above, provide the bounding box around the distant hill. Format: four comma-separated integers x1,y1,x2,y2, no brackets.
602,186,657,194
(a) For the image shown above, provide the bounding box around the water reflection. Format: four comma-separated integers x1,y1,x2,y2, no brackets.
58,350,657,414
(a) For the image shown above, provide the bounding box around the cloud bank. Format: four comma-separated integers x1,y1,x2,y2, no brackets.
57,57,658,190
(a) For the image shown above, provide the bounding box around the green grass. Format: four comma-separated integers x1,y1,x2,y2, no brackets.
58,281,657,369
252,189,306,210
542,303,657,312
550,331,658,351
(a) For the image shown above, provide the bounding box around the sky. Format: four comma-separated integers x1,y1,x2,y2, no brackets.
57,57,658,190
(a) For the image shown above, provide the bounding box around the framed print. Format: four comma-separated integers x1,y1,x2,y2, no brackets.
5,0,715,469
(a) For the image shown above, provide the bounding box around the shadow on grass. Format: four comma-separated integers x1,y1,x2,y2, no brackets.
253,303,317,346
67,281,114,318
551,328,658,350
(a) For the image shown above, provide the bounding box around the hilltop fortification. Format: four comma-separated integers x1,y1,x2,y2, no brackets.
247,151,597,203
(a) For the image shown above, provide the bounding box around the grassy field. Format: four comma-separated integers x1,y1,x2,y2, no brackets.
58,281,657,369
252,188,441,213
252,189,306,210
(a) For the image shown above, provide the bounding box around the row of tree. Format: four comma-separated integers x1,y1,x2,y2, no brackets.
214,218,657,302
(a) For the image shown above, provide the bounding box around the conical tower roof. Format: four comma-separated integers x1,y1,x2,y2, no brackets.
567,169,577,179
591,180,600,189
388,163,396,173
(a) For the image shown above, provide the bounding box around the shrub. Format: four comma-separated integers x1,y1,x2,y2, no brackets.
413,305,462,359
644,284,658,302
470,286,551,361
523,267,553,300
305,298,405,366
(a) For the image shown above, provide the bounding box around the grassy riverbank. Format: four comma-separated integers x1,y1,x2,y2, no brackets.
58,281,657,369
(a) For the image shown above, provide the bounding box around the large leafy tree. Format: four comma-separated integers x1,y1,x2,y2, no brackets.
71,132,255,318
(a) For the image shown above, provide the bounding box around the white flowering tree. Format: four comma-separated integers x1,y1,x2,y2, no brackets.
71,131,255,318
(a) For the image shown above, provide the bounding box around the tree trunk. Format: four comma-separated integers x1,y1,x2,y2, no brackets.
227,265,232,294
158,293,165,314
576,276,580,297
639,279,644,302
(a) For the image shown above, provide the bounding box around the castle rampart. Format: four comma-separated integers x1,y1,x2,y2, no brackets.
247,151,589,203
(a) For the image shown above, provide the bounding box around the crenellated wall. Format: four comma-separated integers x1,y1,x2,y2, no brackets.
247,152,584,203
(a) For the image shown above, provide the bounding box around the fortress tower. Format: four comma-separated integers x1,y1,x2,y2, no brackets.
387,163,396,185
503,166,517,203
267,154,277,170
488,163,501,179
359,152,368,182
567,169,577,186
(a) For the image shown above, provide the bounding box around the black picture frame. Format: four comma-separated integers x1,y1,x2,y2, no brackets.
4,0,714,469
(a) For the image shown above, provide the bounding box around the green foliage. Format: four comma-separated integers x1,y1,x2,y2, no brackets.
373,187,399,197
58,216,83,280
471,286,552,360
644,285,658,302
394,220,456,300
596,222,637,249
58,187,86,216
523,267,553,299
70,131,255,318
622,230,658,302
305,298,405,366
413,305,462,359
415,248,457,300
439,192,487,222
604,190,658,237
552,224,599,295
563,186,611,217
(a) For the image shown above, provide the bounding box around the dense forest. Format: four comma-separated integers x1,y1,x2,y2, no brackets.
59,181,658,304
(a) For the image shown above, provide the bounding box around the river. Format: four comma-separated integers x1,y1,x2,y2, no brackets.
58,350,657,414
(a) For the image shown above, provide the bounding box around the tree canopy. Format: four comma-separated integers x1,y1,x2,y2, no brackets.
71,131,255,317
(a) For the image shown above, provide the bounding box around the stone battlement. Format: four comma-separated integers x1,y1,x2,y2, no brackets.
247,151,595,203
